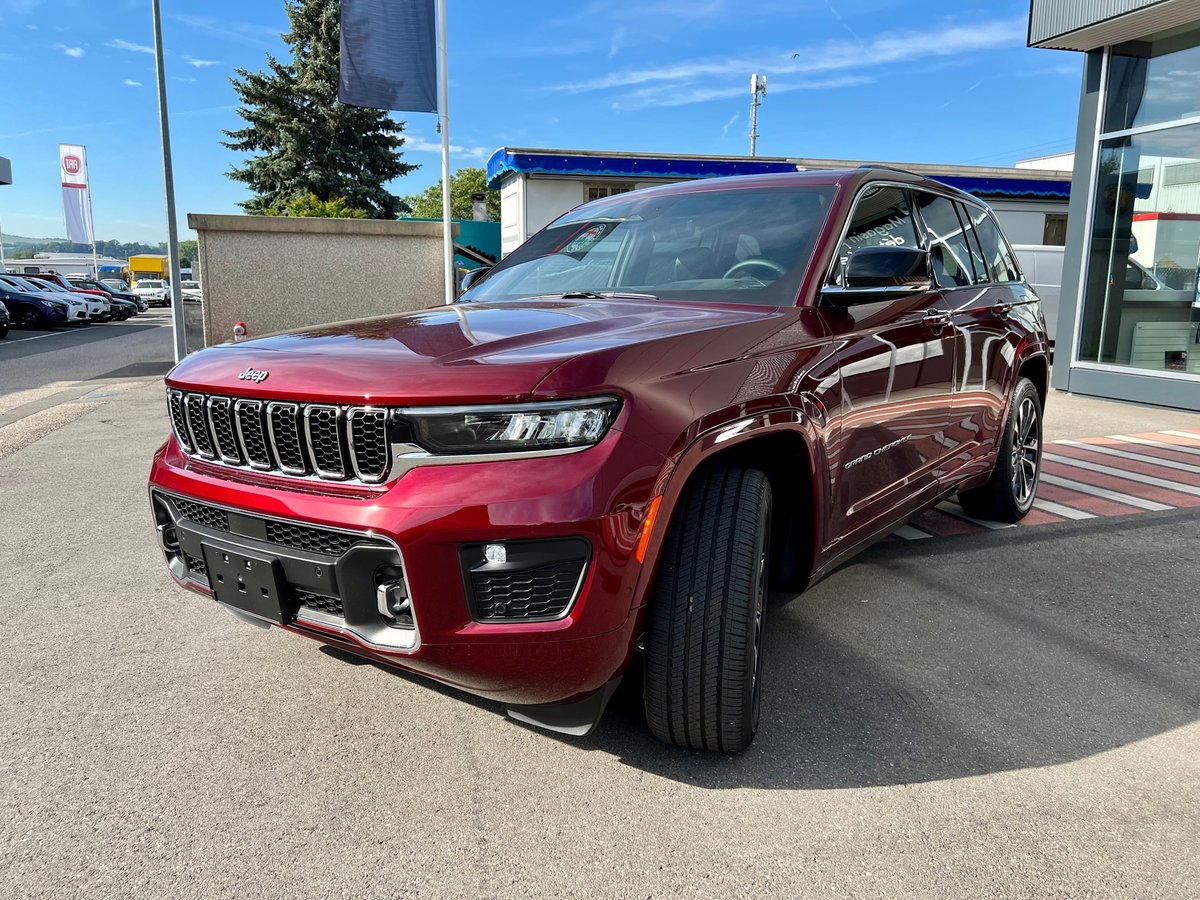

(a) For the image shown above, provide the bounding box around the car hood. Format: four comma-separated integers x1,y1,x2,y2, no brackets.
166,298,790,405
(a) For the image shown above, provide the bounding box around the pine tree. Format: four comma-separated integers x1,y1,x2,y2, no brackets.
223,0,418,218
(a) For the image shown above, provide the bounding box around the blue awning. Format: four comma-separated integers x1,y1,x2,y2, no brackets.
486,149,1071,201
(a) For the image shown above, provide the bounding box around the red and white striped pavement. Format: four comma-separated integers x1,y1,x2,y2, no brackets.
890,427,1200,540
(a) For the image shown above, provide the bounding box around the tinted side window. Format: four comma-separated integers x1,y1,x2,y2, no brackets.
957,202,990,284
915,192,976,288
965,206,1021,283
830,186,919,285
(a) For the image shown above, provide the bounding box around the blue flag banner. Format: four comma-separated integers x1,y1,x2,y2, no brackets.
339,0,438,113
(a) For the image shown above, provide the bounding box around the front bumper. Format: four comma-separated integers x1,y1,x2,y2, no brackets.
149,427,664,706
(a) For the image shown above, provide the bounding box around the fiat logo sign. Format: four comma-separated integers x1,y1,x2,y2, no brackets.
62,155,82,176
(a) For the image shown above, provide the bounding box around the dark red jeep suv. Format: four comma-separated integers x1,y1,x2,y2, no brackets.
149,167,1048,752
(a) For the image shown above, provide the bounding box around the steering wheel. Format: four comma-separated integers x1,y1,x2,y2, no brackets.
723,258,786,281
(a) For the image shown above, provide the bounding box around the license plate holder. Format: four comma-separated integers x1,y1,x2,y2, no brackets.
201,541,291,623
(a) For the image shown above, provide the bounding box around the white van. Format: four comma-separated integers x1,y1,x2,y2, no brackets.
1013,244,1176,346
1012,245,1065,345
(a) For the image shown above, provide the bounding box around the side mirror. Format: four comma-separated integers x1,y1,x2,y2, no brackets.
459,265,493,295
824,246,932,304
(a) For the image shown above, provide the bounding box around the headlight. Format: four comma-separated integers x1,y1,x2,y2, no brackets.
404,397,621,454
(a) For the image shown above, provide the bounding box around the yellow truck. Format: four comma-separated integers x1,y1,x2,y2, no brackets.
128,255,170,286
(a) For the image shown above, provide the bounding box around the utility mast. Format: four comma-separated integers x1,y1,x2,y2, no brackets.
749,73,767,156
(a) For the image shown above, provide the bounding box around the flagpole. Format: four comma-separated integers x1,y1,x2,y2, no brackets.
437,0,453,305
152,0,186,361
84,147,99,277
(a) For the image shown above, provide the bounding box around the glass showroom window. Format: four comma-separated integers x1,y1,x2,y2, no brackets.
1079,30,1200,376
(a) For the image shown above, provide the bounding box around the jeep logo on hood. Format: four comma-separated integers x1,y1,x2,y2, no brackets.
237,367,269,383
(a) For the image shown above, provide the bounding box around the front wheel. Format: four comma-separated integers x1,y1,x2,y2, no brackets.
13,307,41,329
959,376,1043,522
643,466,772,753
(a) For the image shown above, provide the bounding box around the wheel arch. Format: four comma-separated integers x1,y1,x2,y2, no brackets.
1018,352,1049,407
635,413,824,605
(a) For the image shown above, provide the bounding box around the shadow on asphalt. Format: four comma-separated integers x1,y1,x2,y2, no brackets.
329,511,1199,789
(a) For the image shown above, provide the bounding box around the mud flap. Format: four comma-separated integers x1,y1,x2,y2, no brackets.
506,677,622,737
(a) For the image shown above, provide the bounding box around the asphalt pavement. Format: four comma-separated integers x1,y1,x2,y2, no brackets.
0,333,1197,899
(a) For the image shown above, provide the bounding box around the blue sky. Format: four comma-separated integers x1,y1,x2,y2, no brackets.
0,0,1083,243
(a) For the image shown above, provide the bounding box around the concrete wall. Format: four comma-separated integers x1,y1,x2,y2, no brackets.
188,213,456,349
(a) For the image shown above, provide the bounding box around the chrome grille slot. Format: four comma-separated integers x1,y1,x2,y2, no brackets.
347,408,390,483
304,405,347,479
167,390,193,452
184,393,216,459
234,399,273,470
206,397,242,464
268,402,308,475
165,391,398,485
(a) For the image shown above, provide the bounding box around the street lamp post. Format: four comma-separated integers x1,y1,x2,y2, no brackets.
152,0,186,362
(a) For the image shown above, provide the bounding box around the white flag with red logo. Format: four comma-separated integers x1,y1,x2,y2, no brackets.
60,144,94,244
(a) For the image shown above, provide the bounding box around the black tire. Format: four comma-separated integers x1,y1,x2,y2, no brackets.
13,307,41,329
958,376,1042,522
0,324,8,339
643,466,772,753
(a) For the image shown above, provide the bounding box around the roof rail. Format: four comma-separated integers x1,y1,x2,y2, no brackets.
855,163,920,176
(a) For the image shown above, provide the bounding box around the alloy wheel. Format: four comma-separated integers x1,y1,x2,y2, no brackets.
1010,396,1040,506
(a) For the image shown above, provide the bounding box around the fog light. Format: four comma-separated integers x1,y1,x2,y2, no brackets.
484,543,506,565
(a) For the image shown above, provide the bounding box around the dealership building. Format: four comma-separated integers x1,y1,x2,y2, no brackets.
1031,0,1200,409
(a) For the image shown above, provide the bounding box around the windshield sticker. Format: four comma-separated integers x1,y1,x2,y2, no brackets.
563,223,613,254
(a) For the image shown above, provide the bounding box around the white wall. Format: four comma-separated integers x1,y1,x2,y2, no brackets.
989,201,1063,246
500,176,525,256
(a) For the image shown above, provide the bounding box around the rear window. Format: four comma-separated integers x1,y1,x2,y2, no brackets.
963,206,1022,283
914,192,978,288
462,185,837,307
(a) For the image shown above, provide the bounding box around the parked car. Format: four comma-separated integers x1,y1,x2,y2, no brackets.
0,298,9,338
148,168,1050,752
180,280,203,302
0,285,69,328
134,279,170,306
0,275,94,324
25,273,122,322
70,276,144,314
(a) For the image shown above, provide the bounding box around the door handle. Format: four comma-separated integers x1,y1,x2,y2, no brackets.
994,302,1013,317
922,310,950,329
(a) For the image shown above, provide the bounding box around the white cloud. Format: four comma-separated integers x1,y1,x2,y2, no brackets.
57,44,84,58
123,79,142,87
25,24,38,31
169,13,281,47
108,38,154,54
555,16,1026,110
173,76,198,84
613,75,873,110
404,135,490,161
185,55,220,68
721,112,739,137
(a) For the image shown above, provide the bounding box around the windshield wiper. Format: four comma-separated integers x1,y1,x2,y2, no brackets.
528,290,660,301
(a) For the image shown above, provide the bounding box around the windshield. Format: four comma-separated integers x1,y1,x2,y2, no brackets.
461,185,836,307
182,281,200,289
140,281,164,288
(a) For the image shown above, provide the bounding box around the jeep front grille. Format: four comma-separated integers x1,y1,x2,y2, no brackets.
167,390,391,483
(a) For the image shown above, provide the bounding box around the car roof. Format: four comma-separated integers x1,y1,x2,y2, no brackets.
577,165,986,209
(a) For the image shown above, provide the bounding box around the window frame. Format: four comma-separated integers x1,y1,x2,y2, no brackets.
823,181,925,288
911,188,984,290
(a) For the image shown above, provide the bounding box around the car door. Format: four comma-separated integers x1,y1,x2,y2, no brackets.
821,184,960,545
949,202,1032,471
910,189,1001,478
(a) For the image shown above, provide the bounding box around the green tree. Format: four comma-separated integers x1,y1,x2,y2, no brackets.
223,0,418,218
263,193,368,218
404,167,499,221
178,239,198,269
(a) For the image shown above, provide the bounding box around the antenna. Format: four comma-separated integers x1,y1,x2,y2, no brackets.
749,73,767,157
